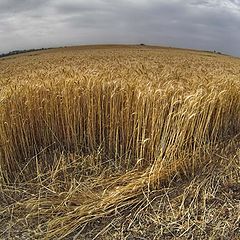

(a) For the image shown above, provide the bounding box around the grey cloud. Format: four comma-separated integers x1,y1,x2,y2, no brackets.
54,0,111,14
0,0,239,56
0,0,49,14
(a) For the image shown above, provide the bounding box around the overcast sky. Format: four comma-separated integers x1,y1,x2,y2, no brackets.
0,0,240,56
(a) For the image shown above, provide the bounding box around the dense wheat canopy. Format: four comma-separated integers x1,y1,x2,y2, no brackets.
0,45,239,239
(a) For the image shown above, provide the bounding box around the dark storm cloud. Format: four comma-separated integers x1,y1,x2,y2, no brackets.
0,0,240,56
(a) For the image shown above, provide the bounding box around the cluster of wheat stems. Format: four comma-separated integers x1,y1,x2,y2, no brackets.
0,47,239,238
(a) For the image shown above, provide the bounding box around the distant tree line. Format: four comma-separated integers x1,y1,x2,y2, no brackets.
213,50,222,55
0,47,52,59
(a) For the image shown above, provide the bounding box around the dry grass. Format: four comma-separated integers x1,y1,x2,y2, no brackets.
0,45,239,239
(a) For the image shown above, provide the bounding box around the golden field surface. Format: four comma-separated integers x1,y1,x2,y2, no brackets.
0,45,239,239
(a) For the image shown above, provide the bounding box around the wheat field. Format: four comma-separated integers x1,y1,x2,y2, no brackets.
0,45,239,239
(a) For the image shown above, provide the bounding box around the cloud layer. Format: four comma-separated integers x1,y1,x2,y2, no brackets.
0,0,240,56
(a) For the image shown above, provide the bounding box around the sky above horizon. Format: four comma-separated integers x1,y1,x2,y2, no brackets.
0,0,240,56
